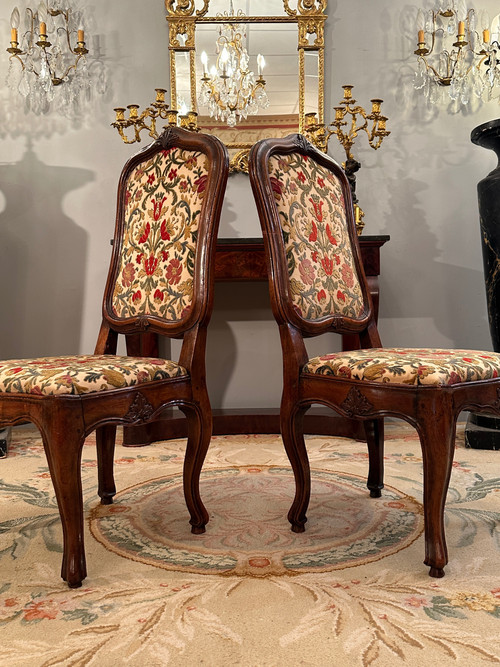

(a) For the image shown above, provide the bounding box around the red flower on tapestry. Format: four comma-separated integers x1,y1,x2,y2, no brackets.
337,289,346,302
341,263,355,288
297,171,306,184
125,190,132,206
194,175,208,196
154,289,164,301
161,250,169,261
312,250,319,262
24,599,60,621
166,258,182,285
122,263,135,287
138,222,150,244
270,176,283,199
180,305,192,319
309,220,318,242
147,173,155,185
321,256,334,276
180,180,188,192
136,253,144,264
162,149,173,157
168,168,178,180
144,255,158,276
299,258,315,285
132,290,142,303
160,219,170,241
317,289,326,302
447,371,462,385
326,224,337,246
309,198,324,222
317,177,325,189
338,365,352,377
152,196,167,221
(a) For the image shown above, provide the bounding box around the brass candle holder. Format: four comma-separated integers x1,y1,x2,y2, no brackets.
304,85,390,234
112,89,199,144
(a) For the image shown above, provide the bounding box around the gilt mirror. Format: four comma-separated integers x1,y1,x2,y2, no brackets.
165,0,327,172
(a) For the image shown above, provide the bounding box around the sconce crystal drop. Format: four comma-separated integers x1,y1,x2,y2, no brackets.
413,1,500,107
6,1,104,116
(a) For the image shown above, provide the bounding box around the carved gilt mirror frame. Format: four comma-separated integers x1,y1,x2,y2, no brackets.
165,0,327,172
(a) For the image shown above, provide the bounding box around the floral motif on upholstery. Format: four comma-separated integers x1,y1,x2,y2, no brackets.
268,152,366,320
0,355,187,396
112,148,209,321
303,348,500,386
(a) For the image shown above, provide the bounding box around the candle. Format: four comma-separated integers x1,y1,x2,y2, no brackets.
40,21,46,36
201,51,208,75
418,29,425,43
257,54,265,76
458,21,465,37
78,29,84,42
11,27,17,42
483,29,490,44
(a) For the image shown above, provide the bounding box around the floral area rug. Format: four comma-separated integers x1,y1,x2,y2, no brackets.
0,422,500,666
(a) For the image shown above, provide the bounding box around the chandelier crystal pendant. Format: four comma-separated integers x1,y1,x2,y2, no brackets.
413,0,500,107
198,6,269,127
6,1,96,115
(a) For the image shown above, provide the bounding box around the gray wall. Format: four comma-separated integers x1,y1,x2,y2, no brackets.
0,0,498,409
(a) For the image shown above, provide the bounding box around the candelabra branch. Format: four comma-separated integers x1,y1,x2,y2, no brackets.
112,89,198,144
304,85,390,235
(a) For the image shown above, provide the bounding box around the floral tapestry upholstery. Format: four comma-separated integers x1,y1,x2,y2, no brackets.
303,348,500,386
268,152,366,321
0,355,187,396
112,148,209,321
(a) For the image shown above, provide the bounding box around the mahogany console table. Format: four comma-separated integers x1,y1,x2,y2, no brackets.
123,235,389,445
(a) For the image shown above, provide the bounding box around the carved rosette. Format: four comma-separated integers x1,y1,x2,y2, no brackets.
169,20,196,49
124,392,155,424
340,387,375,418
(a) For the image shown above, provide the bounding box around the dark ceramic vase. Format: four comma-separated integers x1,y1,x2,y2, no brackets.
468,119,500,447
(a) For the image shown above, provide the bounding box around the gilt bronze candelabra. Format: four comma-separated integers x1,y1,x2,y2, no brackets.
304,85,390,234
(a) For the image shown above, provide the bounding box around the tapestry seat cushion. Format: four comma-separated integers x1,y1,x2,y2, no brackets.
0,355,187,396
303,348,500,386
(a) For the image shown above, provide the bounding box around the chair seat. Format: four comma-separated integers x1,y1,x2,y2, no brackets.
0,355,187,396
303,348,500,386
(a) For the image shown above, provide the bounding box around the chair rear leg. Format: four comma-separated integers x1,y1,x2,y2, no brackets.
42,418,87,588
180,400,211,534
281,402,310,533
364,418,384,498
417,408,456,578
96,424,117,505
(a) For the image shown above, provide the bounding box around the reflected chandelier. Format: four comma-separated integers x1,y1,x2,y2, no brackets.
198,3,269,127
6,1,97,115
413,0,500,107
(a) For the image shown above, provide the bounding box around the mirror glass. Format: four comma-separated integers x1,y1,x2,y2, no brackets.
166,0,326,171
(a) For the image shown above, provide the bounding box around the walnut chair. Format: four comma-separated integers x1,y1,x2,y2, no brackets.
249,133,500,578
0,127,229,587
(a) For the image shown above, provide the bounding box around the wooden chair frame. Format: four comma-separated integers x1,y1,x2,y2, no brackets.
0,127,229,587
249,133,500,577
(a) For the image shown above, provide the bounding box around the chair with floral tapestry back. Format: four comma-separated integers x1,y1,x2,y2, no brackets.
0,126,229,588
249,133,500,578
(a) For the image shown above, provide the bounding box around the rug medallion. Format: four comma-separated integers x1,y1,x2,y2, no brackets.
90,465,424,576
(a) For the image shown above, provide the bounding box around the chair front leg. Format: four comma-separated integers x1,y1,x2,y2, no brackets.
281,401,311,533
416,406,457,578
41,412,87,588
96,424,117,505
180,397,211,534
364,418,384,498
